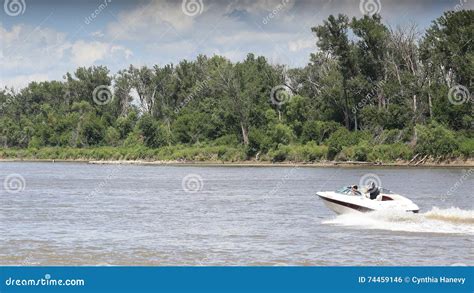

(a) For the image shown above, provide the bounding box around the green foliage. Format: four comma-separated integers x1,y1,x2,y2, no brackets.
137,114,166,148
0,11,472,163
247,128,271,156
325,128,369,159
340,141,370,161
458,137,474,158
115,111,138,139
301,121,343,144
367,143,414,162
415,123,459,158
268,123,295,147
105,127,120,146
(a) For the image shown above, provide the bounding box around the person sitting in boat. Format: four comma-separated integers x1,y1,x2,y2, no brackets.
351,185,361,196
367,182,380,200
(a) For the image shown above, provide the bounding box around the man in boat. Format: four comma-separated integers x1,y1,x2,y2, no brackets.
351,185,361,195
367,182,380,199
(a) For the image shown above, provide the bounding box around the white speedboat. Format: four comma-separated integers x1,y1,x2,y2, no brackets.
317,186,419,214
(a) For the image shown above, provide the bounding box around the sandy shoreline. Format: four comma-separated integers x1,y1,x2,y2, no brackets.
1,158,473,168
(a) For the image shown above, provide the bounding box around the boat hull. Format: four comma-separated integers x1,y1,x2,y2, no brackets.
317,192,419,214
319,195,373,214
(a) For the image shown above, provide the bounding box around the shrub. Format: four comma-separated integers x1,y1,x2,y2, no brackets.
211,134,239,146
268,123,295,146
301,120,342,144
268,146,289,162
123,130,143,147
105,127,120,146
367,143,413,162
458,137,474,158
137,114,166,148
247,128,271,156
415,123,459,158
325,128,369,159
339,143,366,161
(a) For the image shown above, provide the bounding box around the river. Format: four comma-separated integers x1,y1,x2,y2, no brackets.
0,162,472,266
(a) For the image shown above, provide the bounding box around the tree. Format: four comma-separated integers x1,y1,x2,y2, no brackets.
313,14,357,129
420,10,474,130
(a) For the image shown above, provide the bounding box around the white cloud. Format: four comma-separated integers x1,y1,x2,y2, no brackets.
91,31,105,38
0,23,133,89
0,24,69,71
105,0,195,41
226,0,295,14
214,31,294,46
71,41,109,66
0,73,50,89
111,45,133,59
1,0,457,90
70,40,135,67
288,38,314,52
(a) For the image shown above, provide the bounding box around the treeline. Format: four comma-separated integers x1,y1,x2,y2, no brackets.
0,11,472,162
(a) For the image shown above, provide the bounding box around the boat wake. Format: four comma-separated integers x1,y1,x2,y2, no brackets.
323,207,474,235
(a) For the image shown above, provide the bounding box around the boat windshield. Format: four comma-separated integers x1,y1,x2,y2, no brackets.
378,187,394,194
336,187,360,195
337,187,350,194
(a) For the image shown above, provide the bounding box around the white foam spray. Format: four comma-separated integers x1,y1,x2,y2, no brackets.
323,207,474,235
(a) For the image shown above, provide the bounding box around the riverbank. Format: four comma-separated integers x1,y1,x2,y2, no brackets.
1,158,472,168
1,146,472,167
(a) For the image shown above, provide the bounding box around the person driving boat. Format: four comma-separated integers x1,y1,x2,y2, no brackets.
367,182,380,200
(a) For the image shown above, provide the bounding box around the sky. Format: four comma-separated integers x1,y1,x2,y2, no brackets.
1,0,472,89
